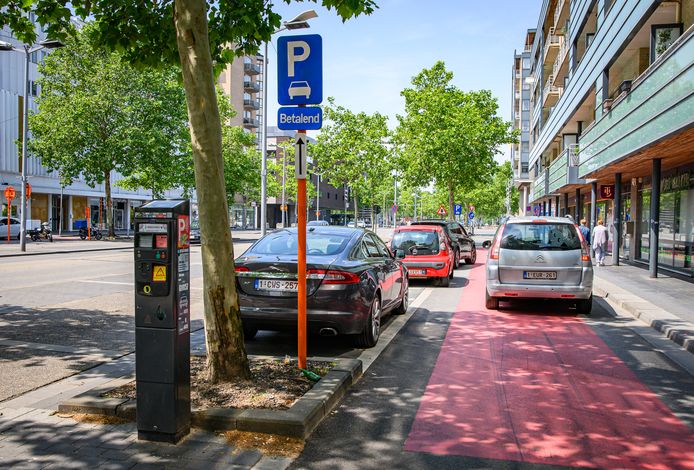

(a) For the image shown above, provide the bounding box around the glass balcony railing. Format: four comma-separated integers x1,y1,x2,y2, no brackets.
578,27,694,177
532,168,548,201
548,150,568,194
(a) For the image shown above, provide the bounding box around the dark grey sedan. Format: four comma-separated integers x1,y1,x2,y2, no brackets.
234,227,409,348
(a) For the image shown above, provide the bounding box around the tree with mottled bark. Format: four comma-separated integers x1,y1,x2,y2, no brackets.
1,0,377,382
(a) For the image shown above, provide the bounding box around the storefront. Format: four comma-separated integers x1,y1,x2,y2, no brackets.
633,167,694,276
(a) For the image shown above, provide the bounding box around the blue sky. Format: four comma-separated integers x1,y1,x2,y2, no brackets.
266,0,541,160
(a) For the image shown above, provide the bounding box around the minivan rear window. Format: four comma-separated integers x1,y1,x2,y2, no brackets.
500,223,581,251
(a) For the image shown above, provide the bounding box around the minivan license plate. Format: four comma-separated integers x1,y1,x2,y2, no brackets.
254,279,298,292
523,271,557,279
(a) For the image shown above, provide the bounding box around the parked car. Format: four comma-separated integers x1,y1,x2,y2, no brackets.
391,225,455,287
485,216,593,313
347,220,366,228
0,217,21,240
307,220,329,226
234,227,408,348
190,220,201,244
410,220,476,268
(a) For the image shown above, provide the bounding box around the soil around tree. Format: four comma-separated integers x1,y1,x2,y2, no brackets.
103,356,333,410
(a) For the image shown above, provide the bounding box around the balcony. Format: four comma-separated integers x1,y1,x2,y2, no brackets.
542,75,563,107
243,98,260,110
243,117,260,128
244,62,262,75
552,38,570,84
243,80,261,92
553,0,569,31
578,27,694,177
548,144,584,194
532,169,548,201
543,28,563,66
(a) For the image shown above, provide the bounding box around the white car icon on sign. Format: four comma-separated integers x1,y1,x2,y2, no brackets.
288,81,311,99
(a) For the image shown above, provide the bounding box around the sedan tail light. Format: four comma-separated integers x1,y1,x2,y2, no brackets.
235,266,249,273
307,269,360,284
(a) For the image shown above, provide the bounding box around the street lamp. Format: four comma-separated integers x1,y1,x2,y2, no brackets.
0,38,65,252
260,9,318,236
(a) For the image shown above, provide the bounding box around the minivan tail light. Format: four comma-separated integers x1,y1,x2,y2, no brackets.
489,225,504,260
307,269,360,284
575,225,591,262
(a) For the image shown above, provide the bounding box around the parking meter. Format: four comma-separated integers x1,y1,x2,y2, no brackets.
133,199,191,443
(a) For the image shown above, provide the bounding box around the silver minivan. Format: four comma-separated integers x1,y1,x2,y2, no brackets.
485,216,593,313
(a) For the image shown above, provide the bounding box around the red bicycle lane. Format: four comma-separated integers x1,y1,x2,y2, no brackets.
404,250,694,469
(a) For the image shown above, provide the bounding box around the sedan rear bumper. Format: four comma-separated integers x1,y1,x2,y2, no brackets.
240,306,368,335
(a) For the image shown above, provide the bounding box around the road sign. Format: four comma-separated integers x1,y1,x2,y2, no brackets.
4,186,15,201
533,205,541,216
25,183,31,199
278,106,322,130
295,134,308,179
469,205,475,212
454,204,462,215
277,34,323,106
437,205,447,216
468,211,475,220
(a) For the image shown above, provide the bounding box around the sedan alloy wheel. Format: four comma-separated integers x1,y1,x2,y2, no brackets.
356,296,381,348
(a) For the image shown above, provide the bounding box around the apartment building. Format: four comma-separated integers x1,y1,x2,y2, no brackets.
0,20,169,234
517,0,694,277
217,54,264,144
511,29,537,213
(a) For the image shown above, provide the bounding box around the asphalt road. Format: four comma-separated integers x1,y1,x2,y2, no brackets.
0,232,425,402
290,250,694,469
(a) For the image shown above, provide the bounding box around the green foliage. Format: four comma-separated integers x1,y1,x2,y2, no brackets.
222,126,261,205
1,1,377,69
461,161,518,221
310,98,391,213
29,26,191,230
396,61,518,218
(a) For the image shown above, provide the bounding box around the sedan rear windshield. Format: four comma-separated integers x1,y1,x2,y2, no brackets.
501,223,581,251
392,231,439,255
250,232,350,256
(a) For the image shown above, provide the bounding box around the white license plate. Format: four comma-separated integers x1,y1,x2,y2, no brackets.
523,271,557,279
408,268,427,276
254,279,299,291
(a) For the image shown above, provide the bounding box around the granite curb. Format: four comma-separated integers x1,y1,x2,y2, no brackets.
593,276,694,354
58,357,362,439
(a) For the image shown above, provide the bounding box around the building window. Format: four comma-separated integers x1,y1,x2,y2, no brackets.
521,142,529,152
29,81,39,97
522,122,529,132
522,58,530,69
523,82,530,90
522,100,529,111
650,24,683,63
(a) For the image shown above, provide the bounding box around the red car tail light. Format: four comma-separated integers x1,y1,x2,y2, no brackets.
307,269,360,284
235,266,249,273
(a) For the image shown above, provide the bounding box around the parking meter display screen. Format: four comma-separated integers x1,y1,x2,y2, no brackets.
138,234,153,248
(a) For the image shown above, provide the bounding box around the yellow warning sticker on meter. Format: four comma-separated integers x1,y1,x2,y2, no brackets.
153,265,167,282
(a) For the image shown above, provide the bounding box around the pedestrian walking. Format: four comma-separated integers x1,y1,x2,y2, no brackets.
579,218,590,244
592,219,609,266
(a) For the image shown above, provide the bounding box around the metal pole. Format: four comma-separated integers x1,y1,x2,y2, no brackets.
414,194,417,222
614,172,621,266
590,181,597,229
260,41,269,236
393,176,397,226
19,46,30,252
316,174,320,220
649,159,661,278
575,187,581,222
281,146,287,227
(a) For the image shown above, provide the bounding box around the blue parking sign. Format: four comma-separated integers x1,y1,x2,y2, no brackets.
454,204,462,215
277,34,323,106
468,211,475,220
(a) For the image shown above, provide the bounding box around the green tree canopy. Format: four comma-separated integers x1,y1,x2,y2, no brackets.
396,61,517,220
29,26,190,236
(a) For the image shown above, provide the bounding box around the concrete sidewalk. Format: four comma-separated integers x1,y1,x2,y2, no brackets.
593,261,694,354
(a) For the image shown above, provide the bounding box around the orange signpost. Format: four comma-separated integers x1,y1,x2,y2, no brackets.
4,186,15,243
25,182,31,199
295,130,308,370
86,207,91,240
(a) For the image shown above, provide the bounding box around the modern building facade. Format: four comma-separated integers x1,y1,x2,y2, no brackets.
217,54,264,145
0,20,171,234
517,0,694,278
511,29,536,213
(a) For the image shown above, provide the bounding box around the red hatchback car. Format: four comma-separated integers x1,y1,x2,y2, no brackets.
390,225,455,287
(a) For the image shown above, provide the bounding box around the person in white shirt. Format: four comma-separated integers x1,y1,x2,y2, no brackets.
592,219,609,266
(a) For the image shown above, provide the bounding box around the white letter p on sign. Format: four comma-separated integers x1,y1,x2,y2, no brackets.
287,41,310,77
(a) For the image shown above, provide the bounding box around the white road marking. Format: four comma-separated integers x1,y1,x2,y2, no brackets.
77,280,133,286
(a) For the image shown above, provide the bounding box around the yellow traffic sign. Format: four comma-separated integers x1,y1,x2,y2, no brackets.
153,265,167,282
